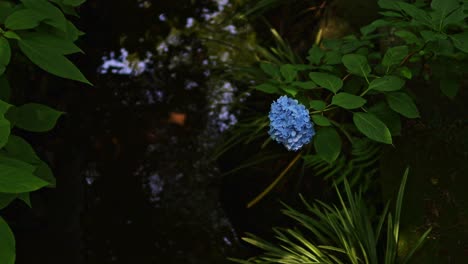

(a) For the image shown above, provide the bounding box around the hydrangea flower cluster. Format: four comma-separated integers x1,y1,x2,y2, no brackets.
268,96,315,151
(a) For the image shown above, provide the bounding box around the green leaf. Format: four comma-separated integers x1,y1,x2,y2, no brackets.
20,0,67,32
0,2,15,24
0,37,11,75
0,75,11,101
398,67,412,79
382,46,408,68
18,32,82,55
397,2,432,27
63,0,86,7
254,83,280,94
395,30,422,45
18,192,31,207
323,51,342,65
309,72,343,93
311,114,331,126
342,54,371,78
0,216,15,264
386,92,420,118
280,86,298,96
353,112,392,144
430,0,460,31
331,92,366,109
369,102,401,136
378,0,402,10
11,103,64,132
369,76,405,92
0,193,16,209
280,64,297,82
35,161,56,188
291,81,317,90
0,162,48,193
439,78,459,99
4,135,40,164
314,127,341,163
3,31,21,40
18,38,91,84
450,32,468,53
360,19,390,36
0,118,10,148
4,8,46,30
260,62,280,78
0,99,12,115
309,100,327,111
420,30,446,42
307,45,324,65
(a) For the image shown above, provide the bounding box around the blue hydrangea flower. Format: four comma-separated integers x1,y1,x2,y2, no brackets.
268,96,315,151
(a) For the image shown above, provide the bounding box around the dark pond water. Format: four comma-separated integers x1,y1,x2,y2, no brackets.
2,0,265,263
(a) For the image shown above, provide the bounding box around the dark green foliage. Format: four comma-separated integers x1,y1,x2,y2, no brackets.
231,169,431,264
0,0,89,262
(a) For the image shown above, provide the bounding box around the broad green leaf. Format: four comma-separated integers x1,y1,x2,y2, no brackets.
280,86,298,96
280,64,297,82
444,7,466,26
0,2,14,23
342,54,371,78
63,0,86,7
292,81,317,90
379,11,403,17
5,9,46,30
0,216,15,264
386,92,420,118
311,114,331,126
0,99,11,115
369,102,401,136
450,32,468,53
397,2,432,27
260,63,279,78
382,46,408,68
309,72,343,93
353,112,392,144
439,78,459,99
360,19,390,36
18,32,82,55
19,39,91,84
307,45,324,65
0,162,48,193
314,127,341,163
395,30,422,45
431,0,459,12
378,0,402,10
3,31,21,40
309,100,327,111
11,103,64,132
331,92,366,109
0,37,11,73
35,161,56,188
0,193,16,209
0,118,10,148
21,0,67,32
0,75,11,101
430,0,460,30
323,51,342,65
369,76,405,92
254,83,280,94
0,155,35,172
4,135,40,164
420,30,446,42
